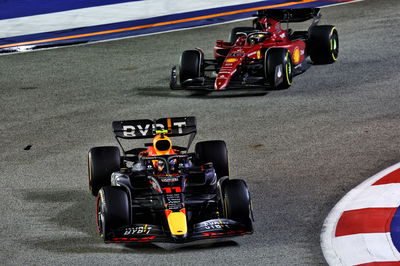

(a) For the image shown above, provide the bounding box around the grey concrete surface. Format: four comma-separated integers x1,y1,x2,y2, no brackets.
1,0,400,264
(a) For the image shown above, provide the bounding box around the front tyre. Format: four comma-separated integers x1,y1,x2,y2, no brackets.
179,50,203,86
222,179,252,226
265,48,293,90
96,186,130,241
308,25,339,64
88,146,121,196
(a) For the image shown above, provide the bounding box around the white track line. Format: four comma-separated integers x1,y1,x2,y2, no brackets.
0,0,264,38
0,0,363,56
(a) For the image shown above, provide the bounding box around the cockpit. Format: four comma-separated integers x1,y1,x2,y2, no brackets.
247,32,271,45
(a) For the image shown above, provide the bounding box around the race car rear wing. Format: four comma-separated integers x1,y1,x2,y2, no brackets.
112,116,197,139
112,117,197,154
255,8,321,23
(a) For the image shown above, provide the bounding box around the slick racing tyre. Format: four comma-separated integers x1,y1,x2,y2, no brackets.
88,146,121,196
222,179,252,225
179,50,203,86
97,186,130,241
308,25,339,64
195,140,229,178
265,48,293,90
229,27,254,44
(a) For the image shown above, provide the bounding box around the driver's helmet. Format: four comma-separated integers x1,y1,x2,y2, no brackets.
249,33,268,44
149,134,176,172
152,134,173,155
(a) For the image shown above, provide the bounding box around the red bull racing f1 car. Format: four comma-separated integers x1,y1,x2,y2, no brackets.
170,8,338,91
88,117,253,243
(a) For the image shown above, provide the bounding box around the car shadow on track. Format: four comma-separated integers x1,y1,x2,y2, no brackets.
17,189,239,254
126,239,238,252
132,86,270,99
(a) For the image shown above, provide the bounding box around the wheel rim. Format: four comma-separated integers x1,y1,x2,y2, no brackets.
96,192,105,238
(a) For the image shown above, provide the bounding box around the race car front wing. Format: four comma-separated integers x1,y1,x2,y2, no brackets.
170,59,311,91
105,218,253,243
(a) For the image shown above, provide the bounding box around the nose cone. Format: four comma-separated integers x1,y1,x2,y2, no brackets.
166,209,188,239
214,77,229,90
214,56,240,90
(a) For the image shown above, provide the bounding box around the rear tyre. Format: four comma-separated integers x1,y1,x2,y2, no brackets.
308,25,339,64
195,140,229,178
222,179,252,224
88,146,121,196
229,27,254,44
96,186,130,241
179,50,203,86
265,48,293,90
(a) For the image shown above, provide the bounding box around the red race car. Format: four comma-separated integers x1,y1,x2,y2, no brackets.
170,8,338,91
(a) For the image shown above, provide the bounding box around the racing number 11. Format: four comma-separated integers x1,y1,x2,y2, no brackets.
162,187,181,193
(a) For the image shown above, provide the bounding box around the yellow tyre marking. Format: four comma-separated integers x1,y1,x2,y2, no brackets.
330,27,338,61
285,53,292,85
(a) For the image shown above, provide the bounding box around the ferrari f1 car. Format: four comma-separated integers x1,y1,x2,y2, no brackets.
170,8,338,91
87,117,253,243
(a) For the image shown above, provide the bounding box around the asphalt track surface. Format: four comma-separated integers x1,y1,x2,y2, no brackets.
1,0,399,265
